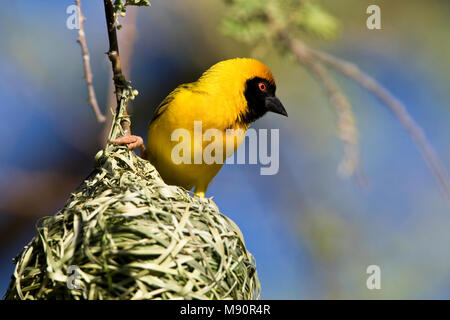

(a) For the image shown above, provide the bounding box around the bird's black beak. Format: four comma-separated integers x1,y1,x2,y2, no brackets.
265,96,288,117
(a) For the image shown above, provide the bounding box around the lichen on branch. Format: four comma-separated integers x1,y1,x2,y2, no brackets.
113,0,150,14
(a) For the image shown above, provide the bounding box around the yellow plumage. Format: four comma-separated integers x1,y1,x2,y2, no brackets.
113,58,286,197
147,58,275,196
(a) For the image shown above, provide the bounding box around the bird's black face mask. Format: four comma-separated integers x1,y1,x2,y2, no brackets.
242,77,288,124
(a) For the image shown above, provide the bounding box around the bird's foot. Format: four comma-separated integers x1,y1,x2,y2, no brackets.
110,135,146,158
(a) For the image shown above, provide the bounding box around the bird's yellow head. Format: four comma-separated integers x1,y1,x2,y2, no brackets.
197,58,288,125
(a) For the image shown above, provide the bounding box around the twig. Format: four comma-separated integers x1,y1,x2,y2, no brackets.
101,6,138,146
300,57,364,184
75,0,105,123
282,33,450,205
103,0,131,136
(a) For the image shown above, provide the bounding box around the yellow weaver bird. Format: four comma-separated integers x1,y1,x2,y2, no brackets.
112,58,287,197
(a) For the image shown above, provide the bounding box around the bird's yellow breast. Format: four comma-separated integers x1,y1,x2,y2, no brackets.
146,88,248,194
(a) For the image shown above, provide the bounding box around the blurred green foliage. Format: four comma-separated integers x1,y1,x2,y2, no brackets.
221,0,339,46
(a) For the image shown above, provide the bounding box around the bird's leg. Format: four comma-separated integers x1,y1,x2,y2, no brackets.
196,191,205,198
193,186,206,198
110,135,147,159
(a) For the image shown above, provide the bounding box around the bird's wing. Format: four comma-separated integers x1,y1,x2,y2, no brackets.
150,83,197,123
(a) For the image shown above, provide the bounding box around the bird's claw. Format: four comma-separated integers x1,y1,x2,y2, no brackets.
110,135,144,150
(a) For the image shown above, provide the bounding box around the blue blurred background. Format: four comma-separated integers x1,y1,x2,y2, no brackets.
1,0,450,299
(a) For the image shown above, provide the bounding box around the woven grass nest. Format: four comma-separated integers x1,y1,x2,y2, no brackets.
4,103,260,300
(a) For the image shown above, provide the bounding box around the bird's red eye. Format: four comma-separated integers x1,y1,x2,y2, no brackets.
258,82,266,91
